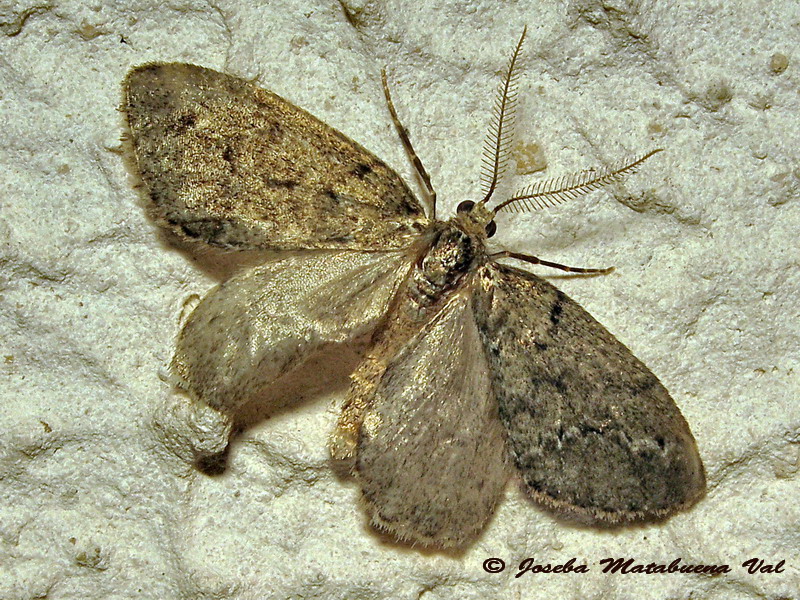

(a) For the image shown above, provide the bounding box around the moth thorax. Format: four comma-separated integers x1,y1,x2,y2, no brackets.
412,226,477,304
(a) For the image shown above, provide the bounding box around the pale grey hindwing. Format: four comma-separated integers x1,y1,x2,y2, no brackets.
124,63,428,251
356,291,509,548
472,262,705,522
173,250,413,415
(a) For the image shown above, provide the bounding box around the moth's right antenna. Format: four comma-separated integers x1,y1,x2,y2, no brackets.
478,26,527,207
493,150,663,213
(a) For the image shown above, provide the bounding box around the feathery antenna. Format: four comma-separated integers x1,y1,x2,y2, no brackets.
478,27,527,206
493,149,663,213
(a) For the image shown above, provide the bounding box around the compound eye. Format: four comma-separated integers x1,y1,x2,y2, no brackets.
485,220,497,238
456,200,475,213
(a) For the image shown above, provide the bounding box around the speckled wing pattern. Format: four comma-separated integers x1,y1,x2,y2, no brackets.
124,63,428,251
472,262,706,522
355,291,509,547
123,54,704,548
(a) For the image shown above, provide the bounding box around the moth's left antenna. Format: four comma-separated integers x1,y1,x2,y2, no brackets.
382,69,437,219
478,26,527,208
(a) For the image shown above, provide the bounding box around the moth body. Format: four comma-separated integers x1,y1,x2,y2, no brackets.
123,30,705,550
407,214,487,305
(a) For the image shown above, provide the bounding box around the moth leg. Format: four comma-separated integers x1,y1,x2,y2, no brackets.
329,297,421,464
381,69,437,219
329,354,382,464
490,250,614,275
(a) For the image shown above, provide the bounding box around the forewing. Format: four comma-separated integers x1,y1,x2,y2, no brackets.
123,63,428,251
472,262,705,522
172,250,413,415
356,291,509,548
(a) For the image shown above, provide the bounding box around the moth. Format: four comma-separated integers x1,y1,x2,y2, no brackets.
123,29,705,548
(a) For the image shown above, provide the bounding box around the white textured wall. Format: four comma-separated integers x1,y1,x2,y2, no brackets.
1,1,798,598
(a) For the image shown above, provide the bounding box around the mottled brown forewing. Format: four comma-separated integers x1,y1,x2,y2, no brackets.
472,262,706,522
124,63,428,251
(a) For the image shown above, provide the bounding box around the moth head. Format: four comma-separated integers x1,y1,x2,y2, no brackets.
455,200,497,238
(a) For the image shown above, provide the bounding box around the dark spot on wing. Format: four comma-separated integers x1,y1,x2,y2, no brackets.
549,291,565,325
221,144,235,171
628,374,660,397
353,162,373,178
264,178,297,189
328,234,354,243
175,112,197,133
526,477,543,493
392,193,420,216
577,422,604,437
267,122,283,141
180,219,224,241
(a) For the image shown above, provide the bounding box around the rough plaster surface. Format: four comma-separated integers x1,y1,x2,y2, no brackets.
1,1,798,598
